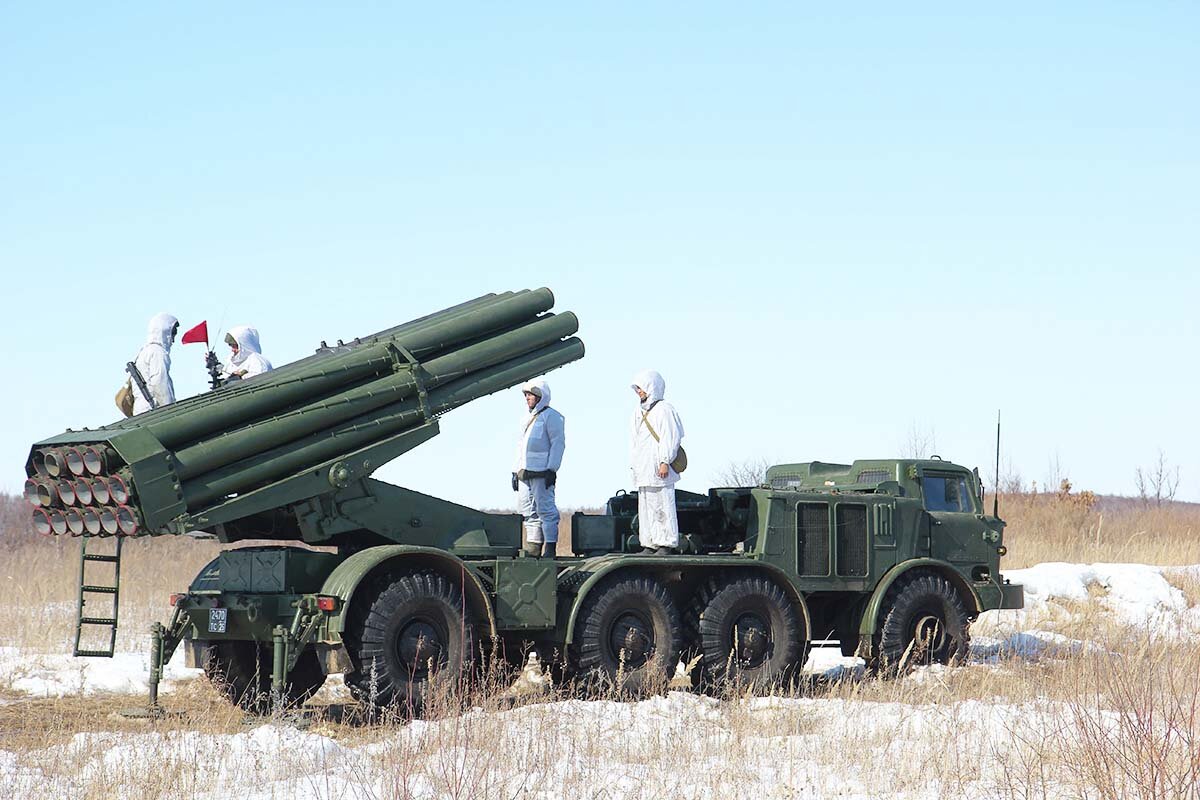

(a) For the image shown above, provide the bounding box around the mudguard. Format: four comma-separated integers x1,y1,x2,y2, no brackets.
857,558,984,636
320,545,496,639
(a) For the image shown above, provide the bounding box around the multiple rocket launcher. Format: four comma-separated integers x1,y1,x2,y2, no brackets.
24,288,584,540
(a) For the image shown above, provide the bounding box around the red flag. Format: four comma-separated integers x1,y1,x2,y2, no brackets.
181,320,209,347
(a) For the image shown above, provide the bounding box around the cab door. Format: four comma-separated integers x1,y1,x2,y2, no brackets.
920,470,990,566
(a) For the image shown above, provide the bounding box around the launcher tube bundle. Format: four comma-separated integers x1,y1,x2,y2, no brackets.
24,288,584,541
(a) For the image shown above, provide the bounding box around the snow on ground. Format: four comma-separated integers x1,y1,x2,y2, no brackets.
1,690,1070,800
0,641,200,700
1,562,1198,799
973,562,1200,644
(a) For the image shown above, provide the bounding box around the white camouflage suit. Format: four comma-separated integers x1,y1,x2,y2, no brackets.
629,370,685,549
514,380,566,549
222,325,274,380
132,313,178,415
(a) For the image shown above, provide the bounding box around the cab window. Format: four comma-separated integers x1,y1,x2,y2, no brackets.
922,473,974,513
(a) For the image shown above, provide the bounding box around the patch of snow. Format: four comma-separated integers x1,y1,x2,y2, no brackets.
971,630,1096,662
803,645,863,677
978,562,1200,637
0,644,200,698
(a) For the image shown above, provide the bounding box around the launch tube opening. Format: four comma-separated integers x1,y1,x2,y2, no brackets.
108,476,130,505
44,450,67,477
35,482,58,508
65,509,85,536
31,509,52,536
64,448,86,476
116,506,139,536
82,446,109,476
56,480,77,507
90,478,111,505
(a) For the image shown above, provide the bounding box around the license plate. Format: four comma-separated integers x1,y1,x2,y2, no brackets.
208,608,228,633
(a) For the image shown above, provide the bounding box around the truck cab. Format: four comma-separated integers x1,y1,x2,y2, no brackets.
762,458,1007,584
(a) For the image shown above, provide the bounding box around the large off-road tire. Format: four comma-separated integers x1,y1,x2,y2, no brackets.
874,571,970,674
570,574,682,696
695,575,806,690
202,641,325,713
343,570,475,713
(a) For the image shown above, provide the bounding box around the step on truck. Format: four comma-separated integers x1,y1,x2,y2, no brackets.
23,288,1023,712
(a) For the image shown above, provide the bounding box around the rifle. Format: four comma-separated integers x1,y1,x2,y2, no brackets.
126,362,156,410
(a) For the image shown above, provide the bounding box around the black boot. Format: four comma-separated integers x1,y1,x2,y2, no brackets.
541,541,557,558
655,546,676,555
639,546,655,554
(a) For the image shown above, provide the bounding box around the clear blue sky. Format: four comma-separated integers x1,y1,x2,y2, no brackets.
2,4,1197,511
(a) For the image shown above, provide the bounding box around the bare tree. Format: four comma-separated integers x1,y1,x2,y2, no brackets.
1135,450,1181,508
713,457,772,487
902,423,937,459
998,457,1025,495
1043,453,1068,496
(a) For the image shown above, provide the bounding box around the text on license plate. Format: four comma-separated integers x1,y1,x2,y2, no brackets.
208,608,228,633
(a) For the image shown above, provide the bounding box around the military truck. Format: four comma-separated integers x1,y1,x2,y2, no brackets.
23,288,1022,712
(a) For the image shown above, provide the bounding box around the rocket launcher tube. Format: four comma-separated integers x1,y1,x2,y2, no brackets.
169,312,579,481
380,288,556,361
65,509,85,536
180,337,583,510
82,446,114,476
90,477,111,505
144,350,397,448
43,449,68,477
32,509,53,536
354,291,510,344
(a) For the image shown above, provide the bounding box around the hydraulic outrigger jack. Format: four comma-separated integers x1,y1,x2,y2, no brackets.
121,607,188,719
124,596,329,719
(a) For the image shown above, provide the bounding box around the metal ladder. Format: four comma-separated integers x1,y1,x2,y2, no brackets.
73,535,123,657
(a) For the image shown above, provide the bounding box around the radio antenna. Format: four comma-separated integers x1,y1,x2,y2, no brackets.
993,410,1001,517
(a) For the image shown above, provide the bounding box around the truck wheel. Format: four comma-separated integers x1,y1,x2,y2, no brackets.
696,576,805,689
874,572,969,674
571,574,681,696
202,641,325,713
344,570,475,713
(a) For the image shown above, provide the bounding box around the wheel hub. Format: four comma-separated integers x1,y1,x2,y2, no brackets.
609,611,654,668
397,619,446,675
732,612,771,667
913,614,947,653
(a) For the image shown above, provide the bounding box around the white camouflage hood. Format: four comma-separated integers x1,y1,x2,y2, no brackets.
631,369,665,410
145,312,179,351
521,379,551,414
227,325,263,366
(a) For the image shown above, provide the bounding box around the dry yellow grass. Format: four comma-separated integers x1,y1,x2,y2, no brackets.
0,534,220,654
999,488,1200,568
